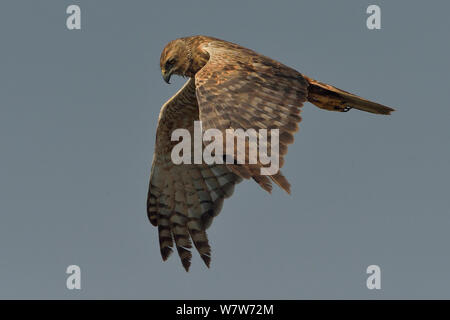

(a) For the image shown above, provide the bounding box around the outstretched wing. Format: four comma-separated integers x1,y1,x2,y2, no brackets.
195,39,309,193
147,78,242,271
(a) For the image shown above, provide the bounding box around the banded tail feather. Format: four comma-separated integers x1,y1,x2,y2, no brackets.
305,76,394,115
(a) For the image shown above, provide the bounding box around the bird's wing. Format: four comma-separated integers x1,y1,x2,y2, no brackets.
147,78,242,271
195,40,309,193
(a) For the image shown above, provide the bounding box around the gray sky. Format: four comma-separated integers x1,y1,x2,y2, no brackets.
1,0,450,299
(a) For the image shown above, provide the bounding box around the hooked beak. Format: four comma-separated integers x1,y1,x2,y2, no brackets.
162,70,172,84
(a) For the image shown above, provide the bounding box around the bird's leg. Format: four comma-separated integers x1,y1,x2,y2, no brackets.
332,105,352,112
341,106,352,112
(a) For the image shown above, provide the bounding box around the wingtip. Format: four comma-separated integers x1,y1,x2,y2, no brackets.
201,254,211,269
181,255,192,272
182,263,191,272
161,247,173,261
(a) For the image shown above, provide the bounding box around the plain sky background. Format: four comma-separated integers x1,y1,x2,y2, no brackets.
1,0,449,299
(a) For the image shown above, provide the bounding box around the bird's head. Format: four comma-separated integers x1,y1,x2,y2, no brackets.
160,39,192,84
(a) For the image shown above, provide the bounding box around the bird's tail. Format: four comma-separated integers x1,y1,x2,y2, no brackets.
304,76,394,115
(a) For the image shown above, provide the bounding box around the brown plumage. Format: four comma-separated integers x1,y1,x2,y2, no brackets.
148,35,394,271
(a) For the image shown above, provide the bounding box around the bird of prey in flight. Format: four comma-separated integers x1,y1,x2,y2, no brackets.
147,35,394,271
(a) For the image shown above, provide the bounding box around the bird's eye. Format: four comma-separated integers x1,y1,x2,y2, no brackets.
165,58,176,70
